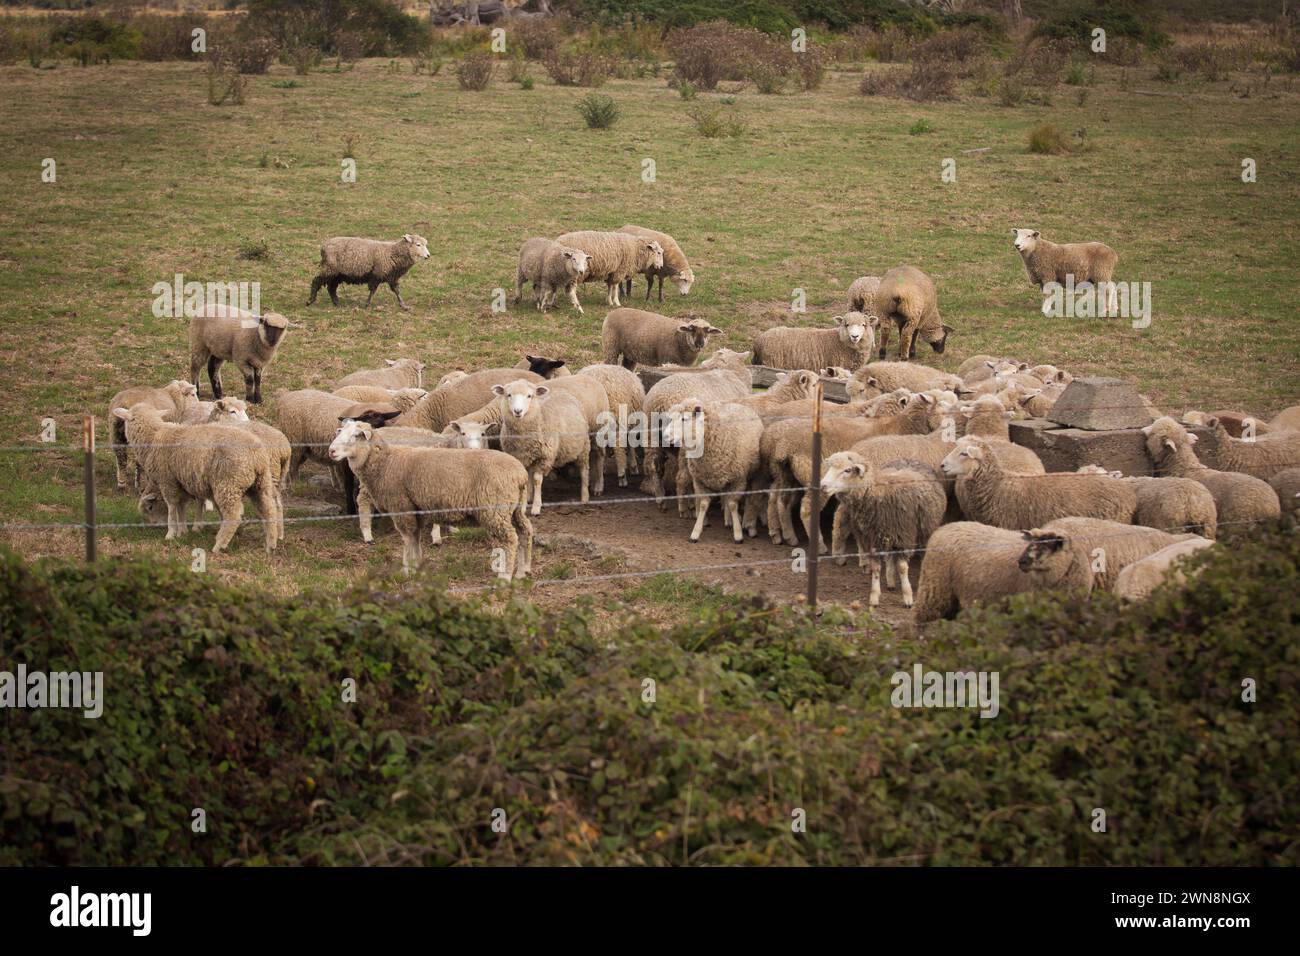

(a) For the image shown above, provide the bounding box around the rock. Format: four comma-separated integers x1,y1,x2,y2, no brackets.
1047,377,1156,431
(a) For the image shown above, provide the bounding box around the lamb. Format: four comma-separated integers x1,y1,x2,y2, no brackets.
333,385,429,408
821,452,946,607
958,355,1021,382
513,238,591,313
820,366,855,382
874,265,952,361
108,380,201,490
337,358,426,390
308,234,430,310
660,399,763,543
188,303,289,403
578,363,647,487
601,309,722,369
941,436,1138,529
328,420,532,579
1181,409,1268,439
852,361,963,397
492,379,593,516
846,275,882,316
524,375,610,496
617,225,695,302
1076,465,1217,538
1269,405,1300,432
555,230,663,307
112,404,278,553
1012,228,1119,315
1142,417,1281,526
515,355,572,378
1113,538,1215,603
1018,382,1067,419
751,312,876,372
737,369,819,413
1268,467,1300,522
1194,414,1300,481
395,367,543,432
1017,517,1203,593
912,521,1047,624
640,349,752,502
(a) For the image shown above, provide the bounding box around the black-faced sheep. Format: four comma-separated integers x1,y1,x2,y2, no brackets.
188,303,289,404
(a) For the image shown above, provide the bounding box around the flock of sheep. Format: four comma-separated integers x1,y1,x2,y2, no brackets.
102,223,1300,622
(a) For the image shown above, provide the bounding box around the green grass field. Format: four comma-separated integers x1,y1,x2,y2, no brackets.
1,55,1297,607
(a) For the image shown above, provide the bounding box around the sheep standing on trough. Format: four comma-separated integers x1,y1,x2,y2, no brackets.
874,266,952,361
308,234,430,310
328,420,532,579
337,358,426,390
661,399,763,543
188,304,290,404
821,451,947,608
602,309,722,369
752,312,876,372
617,225,695,302
555,230,663,307
1142,417,1281,526
1016,517,1205,594
108,380,201,490
1012,228,1119,315
514,238,591,313
493,379,594,516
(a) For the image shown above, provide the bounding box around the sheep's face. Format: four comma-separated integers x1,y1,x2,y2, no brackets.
678,320,722,353
847,377,882,405
563,249,590,280
673,268,695,296
212,398,250,422
1017,531,1065,574
449,420,491,449
137,492,168,526
329,420,374,462
1142,417,1190,461
166,380,199,400
661,400,705,455
644,240,665,270
402,234,431,260
436,369,469,390
940,437,986,477
821,452,868,496
835,312,872,350
925,322,954,354
1012,228,1040,254
493,380,546,419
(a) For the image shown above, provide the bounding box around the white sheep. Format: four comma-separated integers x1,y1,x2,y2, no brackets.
1113,538,1215,603
617,225,695,302
875,266,951,361
514,238,591,313
555,230,663,307
1017,517,1204,593
309,234,430,310
913,521,1045,623
107,380,200,491
602,309,722,369
752,312,876,372
661,399,763,543
1142,417,1281,526
492,379,592,516
1012,228,1119,315
578,363,647,487
337,358,426,390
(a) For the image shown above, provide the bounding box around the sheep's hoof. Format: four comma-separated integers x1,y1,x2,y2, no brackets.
834,556,847,566
902,599,914,609
689,535,700,543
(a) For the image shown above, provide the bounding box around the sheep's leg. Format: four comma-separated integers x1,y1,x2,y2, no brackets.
689,479,709,542
868,555,882,607
308,276,325,305
211,490,243,553
531,470,544,517
591,441,605,496
676,457,692,518
513,499,533,578
885,553,898,590
900,324,917,361
365,282,379,308
567,283,583,314
831,507,849,565
276,486,286,545
656,275,664,302
766,469,785,544
327,279,341,305
358,487,374,543
727,492,744,544
898,555,914,608
577,442,590,504
389,280,409,311
513,270,525,303
642,446,664,499
607,280,621,308
877,322,890,361
799,494,828,554
207,356,224,400
189,354,205,398
393,515,418,575
430,523,442,546
778,483,800,548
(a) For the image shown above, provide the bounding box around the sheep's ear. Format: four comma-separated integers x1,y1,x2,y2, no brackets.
402,234,414,243
942,324,954,334
450,422,464,434
1031,230,1040,239
1204,415,1220,429
491,384,506,396
1163,437,1178,451
384,359,397,367
707,327,723,336
866,377,880,388
1017,362,1029,371
112,407,132,421
834,314,846,326
850,463,866,477
535,385,549,397
1187,433,1199,445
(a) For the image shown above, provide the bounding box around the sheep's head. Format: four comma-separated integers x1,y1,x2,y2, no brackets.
390,387,428,411
137,491,168,526
435,369,468,390
448,419,492,449
661,399,704,452
524,355,568,379
1077,464,1123,478
1012,228,1040,255
940,436,989,477
701,347,750,373
1142,416,1194,462
673,267,695,296
924,322,954,354
644,240,665,270
865,389,910,418
834,311,874,351
401,234,431,260
258,311,289,347
678,320,724,355
385,357,426,387
562,248,590,280
329,419,374,462
773,369,818,400
821,366,853,382
1017,529,1066,574
821,451,870,496
212,397,250,422
493,379,547,419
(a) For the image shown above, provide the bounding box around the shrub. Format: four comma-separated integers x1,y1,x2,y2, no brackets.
136,13,209,62
520,75,534,90
206,54,247,106
244,0,429,58
1033,1,1170,51
668,20,752,91
48,16,141,62
677,79,697,100
288,44,322,75
543,50,612,87
899,61,955,101
1027,122,1075,155
225,36,279,75
456,51,494,91
514,16,563,60
687,102,746,138
908,118,933,135
236,236,271,260
506,52,529,84
576,93,620,130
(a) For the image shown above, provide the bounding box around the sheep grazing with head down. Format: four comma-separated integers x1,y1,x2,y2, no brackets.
188,303,289,404
308,234,430,310
617,225,695,302
1012,228,1119,314
514,238,591,313
1142,417,1281,526
874,265,952,361
556,230,663,307
821,451,947,608
602,309,722,369
752,312,877,372
337,358,426,390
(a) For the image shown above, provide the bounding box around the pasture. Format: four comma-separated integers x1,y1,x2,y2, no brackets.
0,51,1297,621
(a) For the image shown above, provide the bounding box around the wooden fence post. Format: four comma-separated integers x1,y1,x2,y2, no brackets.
83,414,96,563
807,382,823,609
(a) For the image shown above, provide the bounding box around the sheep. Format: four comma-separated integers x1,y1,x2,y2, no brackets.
515,355,572,379
1076,465,1217,538
188,303,289,404
1113,538,1215,603
396,368,543,432
601,309,722,369
205,397,292,546
328,420,532,579
912,521,1047,624
1268,467,1300,522
660,399,763,543
333,385,429,408
1017,517,1203,593
112,403,278,553
1269,405,1300,432
751,312,876,372
578,363,647,488
308,234,430,310
492,379,593,516
874,265,952,361
1028,364,1072,386
1018,382,1067,419
942,436,1138,529
1012,228,1119,315
1142,417,1281,527
527,375,609,495
821,452,946,607
337,358,426,390
1181,410,1268,439
820,366,855,382
846,275,882,316
513,238,591,313
345,424,461,545
640,349,752,502
108,380,200,491
435,369,470,390
958,355,1021,382
1194,414,1300,481
555,230,663,307
852,361,963,397
617,225,695,302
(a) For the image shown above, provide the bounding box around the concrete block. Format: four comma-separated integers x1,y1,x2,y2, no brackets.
1047,377,1156,431
1010,419,1214,475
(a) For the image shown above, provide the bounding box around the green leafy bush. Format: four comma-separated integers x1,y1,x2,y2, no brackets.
576,92,621,129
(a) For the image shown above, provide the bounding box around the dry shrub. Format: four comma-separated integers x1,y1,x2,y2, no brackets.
230,36,278,75
858,62,955,102
514,17,563,61
668,21,753,91
1027,123,1080,155
207,51,247,106
543,50,612,87
865,25,917,63
456,51,494,91
913,28,986,67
